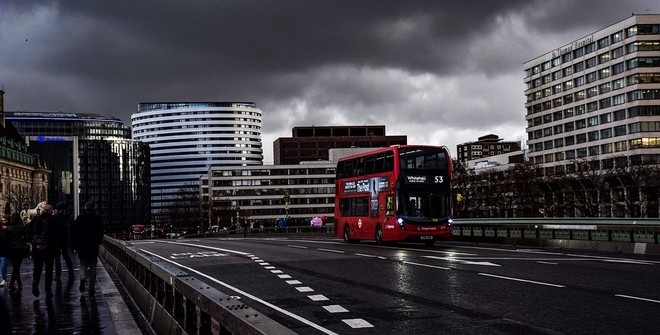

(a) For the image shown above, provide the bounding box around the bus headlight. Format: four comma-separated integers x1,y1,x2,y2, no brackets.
397,217,405,230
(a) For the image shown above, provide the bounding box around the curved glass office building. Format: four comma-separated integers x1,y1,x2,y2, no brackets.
132,102,263,225
6,111,151,233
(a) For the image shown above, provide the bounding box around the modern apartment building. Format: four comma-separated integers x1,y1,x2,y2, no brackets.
201,162,336,228
524,14,660,174
273,125,406,165
6,110,150,233
132,102,263,225
456,134,522,164
0,89,50,215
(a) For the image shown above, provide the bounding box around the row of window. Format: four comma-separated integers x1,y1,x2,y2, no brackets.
535,155,660,176
530,124,660,150
524,24,660,78
527,61,660,104
531,139,660,164
528,106,660,133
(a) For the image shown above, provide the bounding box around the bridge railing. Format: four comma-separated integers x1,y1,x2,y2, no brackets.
100,236,296,335
451,217,660,255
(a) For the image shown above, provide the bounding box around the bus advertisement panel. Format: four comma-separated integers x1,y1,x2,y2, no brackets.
334,145,453,246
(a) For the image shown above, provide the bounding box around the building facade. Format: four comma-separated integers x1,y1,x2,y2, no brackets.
456,134,522,164
273,125,406,165
0,90,50,215
201,162,336,229
6,110,150,233
524,14,660,174
132,102,263,225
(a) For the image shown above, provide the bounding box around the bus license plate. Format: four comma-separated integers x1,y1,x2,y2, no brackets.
420,236,433,240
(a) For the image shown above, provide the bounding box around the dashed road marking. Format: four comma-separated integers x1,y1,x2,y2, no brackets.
278,274,292,279
271,270,284,274
342,318,374,328
479,273,565,288
296,287,314,293
308,295,329,301
286,280,302,285
323,305,349,313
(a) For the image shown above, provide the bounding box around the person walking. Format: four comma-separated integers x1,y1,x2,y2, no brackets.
0,212,8,287
27,204,56,297
3,212,30,291
72,202,104,295
52,202,74,281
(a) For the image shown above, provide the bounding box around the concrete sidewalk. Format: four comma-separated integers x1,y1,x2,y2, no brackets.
0,254,144,334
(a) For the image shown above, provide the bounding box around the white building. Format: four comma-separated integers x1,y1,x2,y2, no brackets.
132,102,263,221
524,14,660,175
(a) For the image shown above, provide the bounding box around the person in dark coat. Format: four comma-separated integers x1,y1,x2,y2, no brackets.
72,202,104,295
4,212,30,290
52,202,74,281
27,204,56,297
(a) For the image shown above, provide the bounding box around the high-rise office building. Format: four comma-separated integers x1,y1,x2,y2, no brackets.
6,111,150,233
524,14,660,174
132,102,263,225
273,125,406,165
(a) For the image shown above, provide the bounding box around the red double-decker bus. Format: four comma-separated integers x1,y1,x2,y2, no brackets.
334,145,453,246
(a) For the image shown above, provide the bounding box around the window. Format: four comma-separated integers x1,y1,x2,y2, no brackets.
586,71,597,83
566,149,576,159
563,67,573,76
599,68,611,79
611,47,624,59
564,121,575,132
612,78,625,90
565,136,575,146
574,62,585,72
629,122,641,133
563,80,573,90
612,62,624,75
574,76,584,87
588,130,599,141
601,143,613,154
563,108,574,118
575,90,586,101
553,125,563,134
600,113,612,124
586,86,598,98
542,61,552,71
574,47,584,58
586,101,598,112
598,52,610,64
598,37,610,49
577,147,587,158
552,70,562,81
553,111,563,121
611,31,624,43
562,53,573,62
613,109,626,121
544,140,553,150
588,145,599,156
555,152,565,161
599,82,611,93
614,125,626,136
587,116,598,127
554,138,564,148
614,140,627,152
576,105,586,115
585,57,597,69
599,98,611,109
612,94,625,105
553,84,562,94
585,42,595,54
576,133,587,143
543,127,553,136
601,128,612,139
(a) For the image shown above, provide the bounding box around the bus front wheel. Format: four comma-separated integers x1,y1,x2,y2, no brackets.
375,225,383,245
344,225,357,243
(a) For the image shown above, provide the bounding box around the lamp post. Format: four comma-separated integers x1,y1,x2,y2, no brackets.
283,190,290,219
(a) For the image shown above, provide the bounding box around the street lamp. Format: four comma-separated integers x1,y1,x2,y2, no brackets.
283,190,290,219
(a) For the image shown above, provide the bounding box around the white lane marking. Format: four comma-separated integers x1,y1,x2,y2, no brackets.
308,295,329,301
602,259,654,265
342,318,374,328
271,270,283,274
158,241,251,256
139,248,339,335
258,262,270,266
615,294,660,304
402,261,450,270
288,245,309,249
296,287,314,293
478,273,565,288
318,248,345,254
537,261,558,265
355,253,387,260
278,274,292,279
454,260,500,267
323,305,349,313
264,266,276,270
286,280,302,285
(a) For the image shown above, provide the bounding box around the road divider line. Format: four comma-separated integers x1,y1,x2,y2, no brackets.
355,253,387,259
478,273,565,288
615,294,660,304
139,248,340,335
402,261,450,270
317,248,345,254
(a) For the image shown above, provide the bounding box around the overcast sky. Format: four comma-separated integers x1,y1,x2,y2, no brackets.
1,1,658,163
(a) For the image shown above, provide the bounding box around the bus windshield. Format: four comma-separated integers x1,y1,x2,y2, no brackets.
399,190,451,220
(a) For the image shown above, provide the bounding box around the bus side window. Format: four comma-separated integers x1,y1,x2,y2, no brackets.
340,199,350,216
386,195,394,215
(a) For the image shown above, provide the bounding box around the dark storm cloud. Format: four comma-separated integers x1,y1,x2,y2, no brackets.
1,0,658,161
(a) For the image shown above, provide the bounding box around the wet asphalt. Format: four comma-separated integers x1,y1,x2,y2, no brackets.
0,253,143,334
